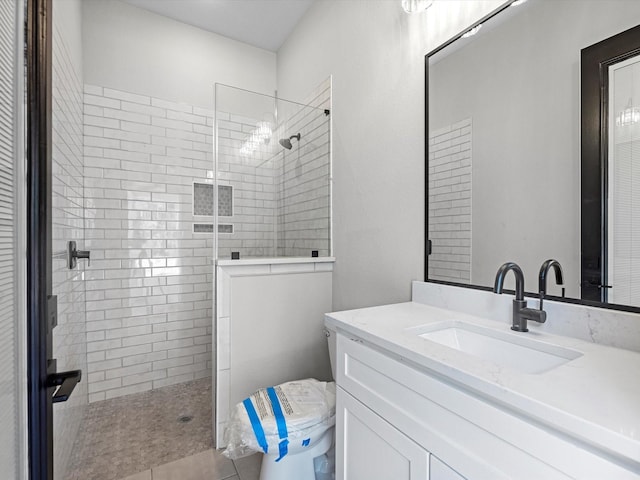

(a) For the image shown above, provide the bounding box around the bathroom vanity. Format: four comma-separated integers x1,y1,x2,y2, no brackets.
326,283,640,479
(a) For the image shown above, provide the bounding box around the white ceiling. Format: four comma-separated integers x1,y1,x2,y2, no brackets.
120,0,315,52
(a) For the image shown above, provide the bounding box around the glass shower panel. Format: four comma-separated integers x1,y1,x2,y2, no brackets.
215,85,279,259
214,84,331,260
274,99,331,258
51,4,89,478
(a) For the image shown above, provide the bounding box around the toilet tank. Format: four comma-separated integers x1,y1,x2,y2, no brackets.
326,326,337,380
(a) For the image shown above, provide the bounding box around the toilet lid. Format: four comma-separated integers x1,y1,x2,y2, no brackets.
224,378,336,459
241,379,336,436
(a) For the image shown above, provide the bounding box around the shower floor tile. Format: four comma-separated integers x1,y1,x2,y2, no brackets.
66,377,214,480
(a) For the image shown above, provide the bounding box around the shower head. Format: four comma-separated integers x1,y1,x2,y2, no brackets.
279,133,301,150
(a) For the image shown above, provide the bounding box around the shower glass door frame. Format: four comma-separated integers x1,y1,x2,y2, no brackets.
26,0,55,477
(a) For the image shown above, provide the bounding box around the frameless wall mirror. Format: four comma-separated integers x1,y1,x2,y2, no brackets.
426,0,640,311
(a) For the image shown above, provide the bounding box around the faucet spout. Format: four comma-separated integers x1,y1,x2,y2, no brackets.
493,262,525,300
538,259,564,309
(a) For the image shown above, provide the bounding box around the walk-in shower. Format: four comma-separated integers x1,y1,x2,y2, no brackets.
51,71,333,477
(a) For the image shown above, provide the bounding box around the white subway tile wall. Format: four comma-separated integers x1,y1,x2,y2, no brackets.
52,22,89,479
83,85,214,402
428,118,472,283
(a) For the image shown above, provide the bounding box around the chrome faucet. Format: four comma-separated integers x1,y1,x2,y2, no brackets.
493,262,546,332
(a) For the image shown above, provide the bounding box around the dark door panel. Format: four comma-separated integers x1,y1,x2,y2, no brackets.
26,0,54,478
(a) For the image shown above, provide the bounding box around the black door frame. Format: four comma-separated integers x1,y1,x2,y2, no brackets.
26,0,54,478
581,25,640,304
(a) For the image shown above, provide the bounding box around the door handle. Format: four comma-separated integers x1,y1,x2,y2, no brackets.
48,369,82,403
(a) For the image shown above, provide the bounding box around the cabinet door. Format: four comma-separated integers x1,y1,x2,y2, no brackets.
337,387,429,480
431,456,466,480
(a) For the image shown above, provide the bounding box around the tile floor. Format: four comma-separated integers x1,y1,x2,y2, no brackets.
121,449,262,480
65,377,261,480
119,450,262,480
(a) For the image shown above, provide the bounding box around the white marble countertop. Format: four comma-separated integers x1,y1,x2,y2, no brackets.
325,301,640,467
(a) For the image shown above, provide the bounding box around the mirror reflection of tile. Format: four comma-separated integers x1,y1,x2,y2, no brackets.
428,117,472,284
193,183,233,217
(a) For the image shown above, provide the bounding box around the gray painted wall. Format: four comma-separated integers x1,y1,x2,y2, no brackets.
276,0,506,310
82,0,277,110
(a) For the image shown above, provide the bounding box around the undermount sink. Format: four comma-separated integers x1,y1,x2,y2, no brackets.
408,320,582,374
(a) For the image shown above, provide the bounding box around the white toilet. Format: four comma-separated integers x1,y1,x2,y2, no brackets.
257,326,338,480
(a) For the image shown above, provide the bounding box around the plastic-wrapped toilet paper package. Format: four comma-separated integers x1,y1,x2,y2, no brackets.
223,378,336,460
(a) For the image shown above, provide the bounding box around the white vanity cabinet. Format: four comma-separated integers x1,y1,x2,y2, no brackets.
334,332,638,480
337,388,430,479
337,386,464,480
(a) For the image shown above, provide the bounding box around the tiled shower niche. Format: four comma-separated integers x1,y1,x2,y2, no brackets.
193,183,233,217
193,183,215,217
217,185,233,217
214,82,332,259
192,183,234,236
